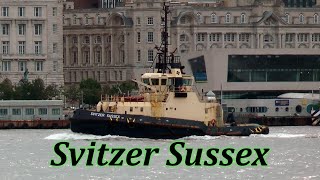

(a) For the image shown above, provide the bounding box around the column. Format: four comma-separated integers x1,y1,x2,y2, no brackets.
90,35,94,65
277,33,281,48
194,32,197,51
102,34,106,65
65,35,70,66
295,33,298,48
11,22,17,54
309,33,312,49
259,33,263,49
281,33,284,48
221,33,225,48
77,35,82,66
236,32,239,48
26,20,32,54
207,33,210,49
111,32,114,65
250,34,254,48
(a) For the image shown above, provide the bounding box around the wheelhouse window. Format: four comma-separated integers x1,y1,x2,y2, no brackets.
151,79,159,85
142,78,150,85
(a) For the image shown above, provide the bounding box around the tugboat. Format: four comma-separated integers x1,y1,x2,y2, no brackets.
70,3,269,139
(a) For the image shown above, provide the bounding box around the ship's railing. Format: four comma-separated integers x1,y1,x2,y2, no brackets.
101,94,169,103
155,55,181,69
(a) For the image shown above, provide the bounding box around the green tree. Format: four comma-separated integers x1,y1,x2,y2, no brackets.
79,78,101,105
30,78,46,99
44,84,60,100
14,79,33,100
64,84,81,103
0,78,14,100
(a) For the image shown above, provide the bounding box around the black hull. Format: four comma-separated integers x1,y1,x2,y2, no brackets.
70,109,269,139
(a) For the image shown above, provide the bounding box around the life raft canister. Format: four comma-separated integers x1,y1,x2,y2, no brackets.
209,119,216,126
179,86,186,92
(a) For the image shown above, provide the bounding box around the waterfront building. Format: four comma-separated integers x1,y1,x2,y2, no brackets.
0,0,64,86
63,0,320,98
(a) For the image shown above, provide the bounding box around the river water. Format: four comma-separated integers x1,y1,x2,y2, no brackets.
0,127,319,180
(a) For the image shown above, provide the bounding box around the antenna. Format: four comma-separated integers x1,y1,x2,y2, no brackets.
154,2,181,74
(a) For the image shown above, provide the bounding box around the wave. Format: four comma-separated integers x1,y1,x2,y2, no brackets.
44,132,128,141
252,133,307,138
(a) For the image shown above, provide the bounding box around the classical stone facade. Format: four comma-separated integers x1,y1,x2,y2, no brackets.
0,0,64,86
63,0,320,97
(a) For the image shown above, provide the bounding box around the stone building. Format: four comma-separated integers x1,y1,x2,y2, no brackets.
0,0,64,86
63,0,320,98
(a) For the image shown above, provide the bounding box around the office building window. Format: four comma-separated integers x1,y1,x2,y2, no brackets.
225,13,231,23
34,41,42,54
147,32,154,43
314,13,319,24
35,61,43,71
53,24,57,33
84,51,89,63
285,33,294,42
147,50,154,62
2,24,9,35
137,32,141,43
312,34,320,42
72,36,78,44
147,17,154,25
240,13,246,24
298,33,308,42
299,14,304,24
209,33,220,42
34,7,42,17
2,7,9,17
137,49,141,61
18,61,27,72
137,17,141,25
18,7,25,17
95,51,101,63
18,41,25,54
239,33,250,42
34,24,42,35
224,33,236,42
53,7,57,16
2,61,11,71
53,61,58,72
211,13,217,23
2,41,9,54
197,33,206,42
18,24,26,35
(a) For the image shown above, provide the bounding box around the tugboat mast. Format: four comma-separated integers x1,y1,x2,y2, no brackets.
155,2,170,74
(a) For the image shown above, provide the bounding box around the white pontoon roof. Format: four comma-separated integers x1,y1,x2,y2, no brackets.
277,93,320,100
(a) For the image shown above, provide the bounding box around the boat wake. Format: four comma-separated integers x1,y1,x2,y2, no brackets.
252,133,320,138
44,132,129,141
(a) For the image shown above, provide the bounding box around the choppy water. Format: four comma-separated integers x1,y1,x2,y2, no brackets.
0,127,320,180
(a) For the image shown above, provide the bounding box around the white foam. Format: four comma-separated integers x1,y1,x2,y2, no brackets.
44,132,124,140
253,133,307,138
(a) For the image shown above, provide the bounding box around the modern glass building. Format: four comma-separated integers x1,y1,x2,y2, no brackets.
228,55,320,82
183,49,320,99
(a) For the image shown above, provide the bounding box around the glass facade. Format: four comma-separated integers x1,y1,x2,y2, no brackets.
188,56,208,82
228,55,320,82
